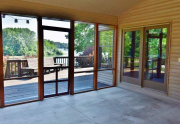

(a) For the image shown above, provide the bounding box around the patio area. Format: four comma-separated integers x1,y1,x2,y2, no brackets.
1,87,180,124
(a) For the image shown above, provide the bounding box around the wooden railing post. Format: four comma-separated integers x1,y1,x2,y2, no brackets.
0,12,5,107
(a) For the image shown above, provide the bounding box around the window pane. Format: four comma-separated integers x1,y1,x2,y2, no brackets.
123,31,140,78
74,21,94,72
2,14,38,104
42,18,70,28
74,72,94,92
144,28,167,83
98,24,114,69
97,70,113,88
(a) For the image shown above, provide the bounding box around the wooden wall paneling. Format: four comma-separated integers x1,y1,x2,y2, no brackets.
38,17,44,101
0,12,4,107
118,0,180,100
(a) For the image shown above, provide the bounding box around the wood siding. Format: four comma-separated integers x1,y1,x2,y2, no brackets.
0,0,117,25
118,0,180,100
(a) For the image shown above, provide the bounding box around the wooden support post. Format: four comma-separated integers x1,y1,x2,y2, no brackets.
113,25,118,87
70,20,74,95
38,17,44,101
0,12,4,107
93,23,98,90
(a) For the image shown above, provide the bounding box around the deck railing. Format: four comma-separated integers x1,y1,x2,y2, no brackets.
54,56,94,67
4,56,113,78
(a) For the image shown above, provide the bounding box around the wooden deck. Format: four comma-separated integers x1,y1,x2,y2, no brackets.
4,68,113,105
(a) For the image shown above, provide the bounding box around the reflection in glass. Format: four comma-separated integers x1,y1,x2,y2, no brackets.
123,31,140,78
144,28,167,83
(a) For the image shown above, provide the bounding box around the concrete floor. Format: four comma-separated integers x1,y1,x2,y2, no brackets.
1,87,180,124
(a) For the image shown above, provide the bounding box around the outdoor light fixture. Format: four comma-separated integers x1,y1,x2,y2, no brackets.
15,19,18,23
2,14,5,18
26,20,29,24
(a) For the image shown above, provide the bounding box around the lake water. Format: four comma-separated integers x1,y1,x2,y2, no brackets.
59,48,81,56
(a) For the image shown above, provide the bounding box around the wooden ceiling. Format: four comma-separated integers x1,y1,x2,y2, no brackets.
22,0,144,16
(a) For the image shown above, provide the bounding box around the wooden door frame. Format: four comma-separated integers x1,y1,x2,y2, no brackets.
42,26,71,98
121,28,144,86
142,24,170,93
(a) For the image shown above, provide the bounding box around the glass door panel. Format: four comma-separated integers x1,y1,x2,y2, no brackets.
122,30,142,85
143,27,168,92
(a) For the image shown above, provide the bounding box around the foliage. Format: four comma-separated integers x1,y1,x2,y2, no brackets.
3,28,63,57
80,46,94,56
100,30,113,58
3,28,37,56
75,23,94,53
124,31,140,58
124,28,167,59
44,39,63,57
55,42,68,49
75,23,114,59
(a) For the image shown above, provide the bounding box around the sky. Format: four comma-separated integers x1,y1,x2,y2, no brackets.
2,14,70,43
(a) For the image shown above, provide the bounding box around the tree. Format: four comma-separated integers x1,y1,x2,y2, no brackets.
3,28,37,56
74,23,94,53
2,28,63,57
100,30,114,58
44,39,63,57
